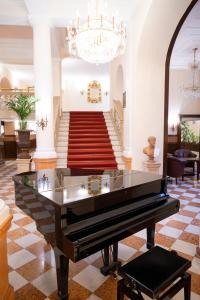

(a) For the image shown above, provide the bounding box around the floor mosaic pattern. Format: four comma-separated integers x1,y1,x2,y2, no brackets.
0,161,199,300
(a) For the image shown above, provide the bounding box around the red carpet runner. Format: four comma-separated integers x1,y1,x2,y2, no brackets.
67,112,118,169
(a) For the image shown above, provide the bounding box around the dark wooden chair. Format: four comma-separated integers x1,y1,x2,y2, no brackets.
174,149,197,175
117,246,191,300
167,156,186,184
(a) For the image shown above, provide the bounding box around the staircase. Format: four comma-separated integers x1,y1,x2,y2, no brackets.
56,111,124,169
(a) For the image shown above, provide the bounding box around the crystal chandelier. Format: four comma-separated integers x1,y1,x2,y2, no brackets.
183,48,200,98
67,0,126,64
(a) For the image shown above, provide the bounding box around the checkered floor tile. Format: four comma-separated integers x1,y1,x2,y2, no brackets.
0,161,199,299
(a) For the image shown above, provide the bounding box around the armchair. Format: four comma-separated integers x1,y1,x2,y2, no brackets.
174,149,197,175
167,156,186,184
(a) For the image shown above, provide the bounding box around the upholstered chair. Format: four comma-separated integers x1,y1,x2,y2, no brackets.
174,149,197,174
167,156,186,184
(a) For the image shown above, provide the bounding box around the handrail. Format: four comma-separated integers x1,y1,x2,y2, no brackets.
0,89,34,105
111,99,124,149
53,96,61,146
0,87,34,93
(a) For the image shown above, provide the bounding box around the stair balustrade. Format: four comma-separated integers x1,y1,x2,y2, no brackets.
53,96,61,146
111,100,124,150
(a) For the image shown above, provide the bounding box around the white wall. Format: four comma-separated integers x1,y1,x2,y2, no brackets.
127,0,192,172
168,69,200,135
0,64,13,87
110,57,125,105
62,58,110,112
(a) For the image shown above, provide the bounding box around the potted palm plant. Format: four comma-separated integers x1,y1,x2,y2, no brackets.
5,94,38,158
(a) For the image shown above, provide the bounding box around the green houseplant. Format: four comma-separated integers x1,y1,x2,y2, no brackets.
180,121,199,144
5,94,38,130
5,94,38,158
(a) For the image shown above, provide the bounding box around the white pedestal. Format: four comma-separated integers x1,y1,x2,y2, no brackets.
143,160,161,174
16,159,31,173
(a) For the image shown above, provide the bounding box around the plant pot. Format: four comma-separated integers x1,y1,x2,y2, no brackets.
16,130,32,159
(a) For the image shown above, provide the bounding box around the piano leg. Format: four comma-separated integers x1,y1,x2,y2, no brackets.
147,224,155,249
100,243,121,276
54,247,69,300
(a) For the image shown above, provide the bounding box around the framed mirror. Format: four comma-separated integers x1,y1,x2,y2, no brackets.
87,80,102,103
88,175,102,196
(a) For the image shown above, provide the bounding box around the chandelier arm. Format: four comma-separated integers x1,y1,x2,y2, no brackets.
182,47,200,97
67,0,126,64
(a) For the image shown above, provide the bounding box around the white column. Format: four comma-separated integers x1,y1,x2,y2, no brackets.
52,58,62,97
30,15,56,159
123,21,134,159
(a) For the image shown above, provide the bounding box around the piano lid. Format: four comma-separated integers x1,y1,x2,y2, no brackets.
13,169,165,207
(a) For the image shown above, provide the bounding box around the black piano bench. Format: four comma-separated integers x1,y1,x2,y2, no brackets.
117,246,191,300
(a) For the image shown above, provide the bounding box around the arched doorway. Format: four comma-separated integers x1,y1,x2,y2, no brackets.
163,0,199,175
0,77,12,89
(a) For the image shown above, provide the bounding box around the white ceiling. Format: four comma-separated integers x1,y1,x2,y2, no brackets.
1,0,199,69
0,0,138,26
0,0,28,26
171,0,200,69
0,0,139,65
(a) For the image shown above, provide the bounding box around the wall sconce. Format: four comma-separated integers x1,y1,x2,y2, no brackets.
36,116,48,130
171,124,176,132
80,90,85,95
38,173,49,191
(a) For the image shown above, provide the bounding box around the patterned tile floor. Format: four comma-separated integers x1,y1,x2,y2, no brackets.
0,161,200,300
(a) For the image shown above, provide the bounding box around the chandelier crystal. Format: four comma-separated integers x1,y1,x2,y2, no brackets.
183,48,200,98
67,0,126,64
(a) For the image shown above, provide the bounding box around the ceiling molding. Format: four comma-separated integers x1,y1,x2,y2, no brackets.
171,1,200,69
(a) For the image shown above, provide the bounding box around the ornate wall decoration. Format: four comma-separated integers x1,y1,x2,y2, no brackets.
88,175,102,196
87,80,102,103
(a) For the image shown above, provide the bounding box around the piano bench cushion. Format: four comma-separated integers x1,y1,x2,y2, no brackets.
118,246,191,299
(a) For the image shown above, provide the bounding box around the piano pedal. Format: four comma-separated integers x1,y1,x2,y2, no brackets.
100,261,122,276
167,176,173,184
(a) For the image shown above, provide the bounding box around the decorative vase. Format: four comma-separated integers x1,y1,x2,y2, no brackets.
16,129,32,159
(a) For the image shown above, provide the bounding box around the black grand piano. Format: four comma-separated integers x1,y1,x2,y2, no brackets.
13,168,179,300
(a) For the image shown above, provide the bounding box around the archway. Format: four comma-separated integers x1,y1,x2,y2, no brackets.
0,77,12,89
163,0,198,175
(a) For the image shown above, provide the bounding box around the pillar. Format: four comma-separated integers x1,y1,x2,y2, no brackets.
122,21,134,170
30,15,57,170
52,58,62,118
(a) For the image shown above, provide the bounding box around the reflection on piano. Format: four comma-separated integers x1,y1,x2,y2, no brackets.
13,169,179,300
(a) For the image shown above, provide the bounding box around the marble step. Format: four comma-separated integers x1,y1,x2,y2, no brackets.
56,146,67,152
57,152,67,159
56,141,68,147
112,145,121,152
107,130,116,135
60,120,69,125
57,158,67,165
111,140,120,146
110,136,119,141
58,126,69,129
57,137,68,142
116,157,124,164
114,151,122,158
